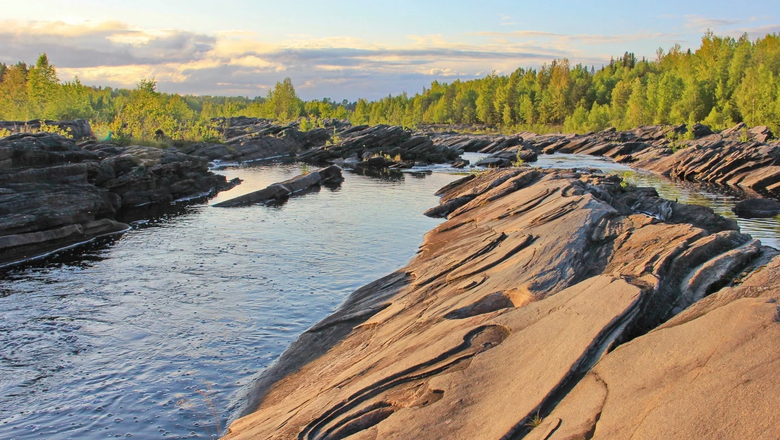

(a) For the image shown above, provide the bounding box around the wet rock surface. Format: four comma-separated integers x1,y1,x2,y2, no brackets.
214,165,343,207
0,128,237,266
226,167,778,439
733,197,780,218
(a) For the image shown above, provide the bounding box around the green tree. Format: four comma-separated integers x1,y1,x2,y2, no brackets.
0,63,29,120
266,77,303,121
27,53,60,118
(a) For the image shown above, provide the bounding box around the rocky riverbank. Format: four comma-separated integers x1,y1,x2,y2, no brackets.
184,118,780,199
183,117,463,168
225,167,779,439
0,129,238,267
513,123,780,197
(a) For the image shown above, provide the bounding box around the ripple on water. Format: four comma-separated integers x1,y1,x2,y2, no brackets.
0,163,458,440
2,157,779,439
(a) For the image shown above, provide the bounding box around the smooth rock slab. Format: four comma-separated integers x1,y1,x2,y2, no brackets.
527,281,780,440
224,169,771,440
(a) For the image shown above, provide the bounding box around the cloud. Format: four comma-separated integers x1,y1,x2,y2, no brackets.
683,15,755,31
724,24,780,38
0,20,216,68
472,29,682,46
0,19,610,100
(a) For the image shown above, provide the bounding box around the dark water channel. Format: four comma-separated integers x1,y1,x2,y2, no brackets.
1,154,779,440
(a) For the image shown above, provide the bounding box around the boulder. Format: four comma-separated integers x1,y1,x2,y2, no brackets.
733,198,780,218
749,125,774,142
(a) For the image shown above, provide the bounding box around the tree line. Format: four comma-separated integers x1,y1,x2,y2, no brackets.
0,31,778,142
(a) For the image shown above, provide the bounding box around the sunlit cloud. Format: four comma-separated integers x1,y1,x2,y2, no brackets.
0,19,648,99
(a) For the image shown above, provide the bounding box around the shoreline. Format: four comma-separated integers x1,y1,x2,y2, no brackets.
224,166,780,439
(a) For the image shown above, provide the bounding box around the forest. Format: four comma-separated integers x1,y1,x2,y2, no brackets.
0,31,778,142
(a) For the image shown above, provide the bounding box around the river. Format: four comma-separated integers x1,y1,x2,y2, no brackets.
1,155,778,439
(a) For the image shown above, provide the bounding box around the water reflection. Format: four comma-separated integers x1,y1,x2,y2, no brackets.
531,154,780,249
0,162,457,440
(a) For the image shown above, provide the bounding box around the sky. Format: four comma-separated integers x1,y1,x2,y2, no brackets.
1,0,779,100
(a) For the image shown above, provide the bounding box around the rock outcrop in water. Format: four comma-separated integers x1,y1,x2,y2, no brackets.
182,117,345,163
0,129,237,267
214,165,343,207
182,118,463,167
507,123,780,196
225,167,779,439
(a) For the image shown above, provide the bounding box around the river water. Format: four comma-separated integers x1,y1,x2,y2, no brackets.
1,155,778,439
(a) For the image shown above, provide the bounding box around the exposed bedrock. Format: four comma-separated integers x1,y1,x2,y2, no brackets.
214,165,343,207
511,123,780,197
0,128,238,267
299,124,461,166
183,117,344,163
0,118,94,139
225,168,777,439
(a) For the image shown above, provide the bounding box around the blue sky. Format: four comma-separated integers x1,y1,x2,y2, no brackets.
2,0,778,100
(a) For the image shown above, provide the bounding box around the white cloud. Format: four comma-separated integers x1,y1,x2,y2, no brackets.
0,19,616,100
683,15,755,31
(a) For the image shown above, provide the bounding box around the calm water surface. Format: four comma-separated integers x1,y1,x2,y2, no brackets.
2,155,779,439
0,163,458,440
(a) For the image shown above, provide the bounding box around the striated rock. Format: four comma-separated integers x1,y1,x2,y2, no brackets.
474,148,538,168
527,254,780,440
88,144,236,208
451,159,470,169
214,165,343,207
426,132,524,155
182,117,349,164
300,126,461,166
225,168,769,440
0,126,237,267
749,125,774,143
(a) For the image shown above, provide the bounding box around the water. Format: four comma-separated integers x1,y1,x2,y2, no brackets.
526,153,780,249
0,163,458,440
2,155,780,440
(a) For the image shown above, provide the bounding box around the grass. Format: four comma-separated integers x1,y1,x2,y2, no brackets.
512,149,526,167
525,411,544,429
665,130,690,152
0,121,73,138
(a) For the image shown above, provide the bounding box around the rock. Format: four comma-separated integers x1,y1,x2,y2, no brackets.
451,159,470,169
515,147,538,163
474,156,512,168
0,125,237,267
299,126,461,166
527,257,780,440
214,165,343,207
691,122,713,138
225,168,772,439
749,125,773,142
733,198,780,218
354,155,396,170
0,119,94,139
721,121,747,136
